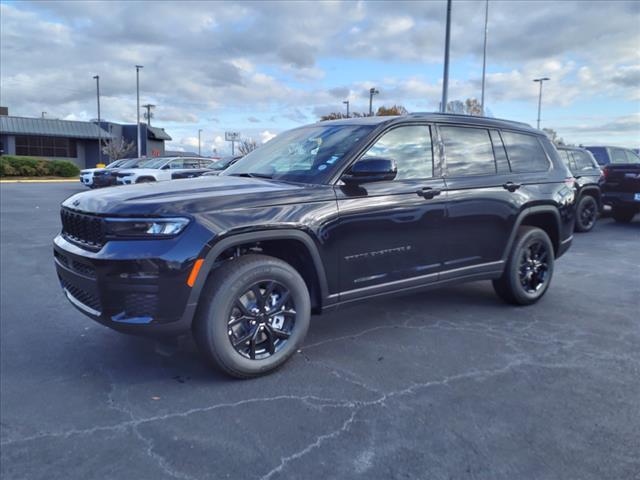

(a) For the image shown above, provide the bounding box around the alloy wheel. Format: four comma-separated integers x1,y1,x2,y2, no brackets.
227,280,296,360
518,241,550,294
580,201,596,229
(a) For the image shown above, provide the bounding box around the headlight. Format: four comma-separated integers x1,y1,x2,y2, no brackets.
104,217,190,238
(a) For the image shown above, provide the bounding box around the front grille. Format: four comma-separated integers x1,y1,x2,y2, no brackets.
60,208,106,249
61,278,101,312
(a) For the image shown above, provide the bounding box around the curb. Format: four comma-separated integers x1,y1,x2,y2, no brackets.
0,179,80,184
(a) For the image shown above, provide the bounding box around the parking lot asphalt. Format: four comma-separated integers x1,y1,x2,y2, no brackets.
1,182,639,480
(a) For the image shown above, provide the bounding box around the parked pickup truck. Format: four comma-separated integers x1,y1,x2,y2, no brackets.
584,146,640,223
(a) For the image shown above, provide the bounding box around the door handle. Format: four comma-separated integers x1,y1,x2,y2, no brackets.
417,187,441,199
502,182,522,192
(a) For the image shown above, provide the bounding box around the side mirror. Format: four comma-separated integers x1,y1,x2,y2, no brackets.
342,157,397,184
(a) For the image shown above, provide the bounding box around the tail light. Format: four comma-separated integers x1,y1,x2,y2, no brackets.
602,167,609,179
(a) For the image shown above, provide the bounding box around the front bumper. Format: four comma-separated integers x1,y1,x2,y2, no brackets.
53,233,205,337
116,177,135,185
80,175,93,187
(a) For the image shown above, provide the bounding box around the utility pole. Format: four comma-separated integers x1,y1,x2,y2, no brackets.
343,100,350,118
441,0,452,113
142,103,155,126
533,77,550,129
93,75,102,165
368,88,379,116
135,65,144,158
198,129,202,156
480,0,489,116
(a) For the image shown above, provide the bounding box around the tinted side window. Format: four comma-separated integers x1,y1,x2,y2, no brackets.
610,148,628,164
440,126,496,176
501,131,549,173
558,150,574,170
573,151,596,171
168,159,185,169
183,159,200,169
624,150,640,164
361,125,433,180
585,147,608,165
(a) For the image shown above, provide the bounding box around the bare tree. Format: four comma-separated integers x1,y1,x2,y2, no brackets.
376,105,409,116
237,138,259,156
446,98,482,116
320,111,366,121
542,128,565,146
102,138,136,160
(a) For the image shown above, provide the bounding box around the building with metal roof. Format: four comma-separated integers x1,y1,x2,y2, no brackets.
0,109,173,169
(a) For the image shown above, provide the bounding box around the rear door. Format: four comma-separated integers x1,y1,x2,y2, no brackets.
334,124,447,297
437,125,520,276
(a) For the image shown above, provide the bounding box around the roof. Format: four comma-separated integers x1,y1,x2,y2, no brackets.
318,112,538,134
165,150,200,157
0,115,113,139
147,125,172,141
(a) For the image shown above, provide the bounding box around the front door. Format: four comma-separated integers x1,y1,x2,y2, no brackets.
333,124,447,300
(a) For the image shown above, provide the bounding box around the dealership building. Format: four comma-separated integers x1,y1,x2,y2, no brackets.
0,110,172,168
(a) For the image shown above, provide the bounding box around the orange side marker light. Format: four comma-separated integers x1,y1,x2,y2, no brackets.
187,259,204,287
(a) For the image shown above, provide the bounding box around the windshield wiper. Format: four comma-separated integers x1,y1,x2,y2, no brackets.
228,172,273,179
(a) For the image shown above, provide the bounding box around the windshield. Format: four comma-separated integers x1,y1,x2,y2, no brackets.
211,156,239,170
222,125,374,183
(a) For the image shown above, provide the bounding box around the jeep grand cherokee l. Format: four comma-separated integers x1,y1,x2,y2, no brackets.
557,146,603,232
53,113,576,378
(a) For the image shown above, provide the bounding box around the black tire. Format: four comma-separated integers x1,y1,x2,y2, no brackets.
574,195,598,233
612,208,636,223
193,254,311,378
493,226,555,306
136,177,155,183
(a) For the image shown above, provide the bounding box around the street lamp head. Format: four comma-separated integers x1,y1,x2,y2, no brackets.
136,65,144,70
533,77,550,82
370,87,379,95
343,100,349,105
93,75,99,80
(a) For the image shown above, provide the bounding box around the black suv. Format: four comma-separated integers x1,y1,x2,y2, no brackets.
53,113,576,378
557,146,603,232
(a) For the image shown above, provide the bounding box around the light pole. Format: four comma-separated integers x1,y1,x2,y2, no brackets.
368,88,379,116
41,111,47,118
93,75,102,165
135,65,144,158
198,129,202,156
343,100,350,118
441,0,452,113
533,77,550,129
480,0,489,116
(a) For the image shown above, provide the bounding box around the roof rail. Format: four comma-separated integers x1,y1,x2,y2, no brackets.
409,111,532,128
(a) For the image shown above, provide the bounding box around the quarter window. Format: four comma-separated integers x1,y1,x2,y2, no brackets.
624,150,640,164
440,126,496,176
361,126,433,180
501,131,549,173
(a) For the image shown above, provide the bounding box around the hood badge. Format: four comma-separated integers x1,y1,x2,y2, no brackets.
72,199,81,207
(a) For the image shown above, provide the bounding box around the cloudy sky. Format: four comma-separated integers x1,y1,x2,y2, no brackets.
1,0,639,154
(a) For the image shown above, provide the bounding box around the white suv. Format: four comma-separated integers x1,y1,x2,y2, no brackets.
115,157,214,185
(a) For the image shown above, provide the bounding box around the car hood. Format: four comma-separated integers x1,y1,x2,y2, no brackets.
80,168,102,174
62,175,336,216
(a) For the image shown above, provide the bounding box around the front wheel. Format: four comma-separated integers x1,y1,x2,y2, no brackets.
193,254,310,378
493,226,555,305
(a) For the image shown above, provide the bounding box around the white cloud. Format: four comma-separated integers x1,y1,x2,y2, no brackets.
261,130,277,143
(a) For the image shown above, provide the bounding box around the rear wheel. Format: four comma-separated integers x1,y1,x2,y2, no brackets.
575,195,598,232
612,207,636,223
493,226,555,305
193,254,310,378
